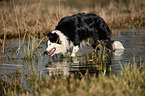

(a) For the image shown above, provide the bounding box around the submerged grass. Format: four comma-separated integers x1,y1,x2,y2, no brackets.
0,62,145,96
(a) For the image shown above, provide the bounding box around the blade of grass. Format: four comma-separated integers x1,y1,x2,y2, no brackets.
1,9,6,54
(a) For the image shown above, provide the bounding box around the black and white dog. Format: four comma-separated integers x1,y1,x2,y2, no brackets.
44,13,124,57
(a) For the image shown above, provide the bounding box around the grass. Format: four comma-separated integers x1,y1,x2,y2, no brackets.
40,64,145,96
0,0,145,42
0,0,145,95
0,61,145,96
0,40,144,96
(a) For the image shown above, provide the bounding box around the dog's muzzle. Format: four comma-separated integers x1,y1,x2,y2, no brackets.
43,47,56,56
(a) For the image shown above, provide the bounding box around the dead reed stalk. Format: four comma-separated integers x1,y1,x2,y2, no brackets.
1,9,6,54
12,0,21,47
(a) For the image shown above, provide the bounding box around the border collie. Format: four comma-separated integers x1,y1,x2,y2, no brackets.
44,13,124,57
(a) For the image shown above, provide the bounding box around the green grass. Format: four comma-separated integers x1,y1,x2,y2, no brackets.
0,62,145,96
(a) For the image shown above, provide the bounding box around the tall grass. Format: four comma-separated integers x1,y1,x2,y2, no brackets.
0,0,145,95
1,9,6,54
0,0,145,42
0,62,144,96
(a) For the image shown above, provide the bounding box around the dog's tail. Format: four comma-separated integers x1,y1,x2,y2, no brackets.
112,41,125,50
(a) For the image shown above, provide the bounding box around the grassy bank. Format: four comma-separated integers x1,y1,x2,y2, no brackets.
0,0,145,41
0,63,145,96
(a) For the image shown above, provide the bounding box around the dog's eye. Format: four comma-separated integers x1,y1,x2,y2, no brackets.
47,40,52,46
48,42,51,46
49,36,53,39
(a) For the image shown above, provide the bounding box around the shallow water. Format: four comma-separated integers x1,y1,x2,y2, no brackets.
111,29,145,73
0,29,145,85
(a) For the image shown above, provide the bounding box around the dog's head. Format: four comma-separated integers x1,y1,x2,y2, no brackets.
44,30,69,56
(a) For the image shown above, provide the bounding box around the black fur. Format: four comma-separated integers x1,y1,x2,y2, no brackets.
47,33,61,44
55,13,112,50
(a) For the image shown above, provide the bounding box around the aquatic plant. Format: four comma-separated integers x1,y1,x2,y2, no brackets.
0,0,145,95
0,62,144,96
23,35,37,59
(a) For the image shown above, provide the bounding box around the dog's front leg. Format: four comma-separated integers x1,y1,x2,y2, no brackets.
71,45,79,57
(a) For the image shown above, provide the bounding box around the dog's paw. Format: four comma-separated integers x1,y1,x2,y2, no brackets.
71,53,76,57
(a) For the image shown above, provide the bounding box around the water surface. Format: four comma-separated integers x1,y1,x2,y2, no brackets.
0,29,145,84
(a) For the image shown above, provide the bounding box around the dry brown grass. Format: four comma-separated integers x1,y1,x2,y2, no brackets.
0,0,145,42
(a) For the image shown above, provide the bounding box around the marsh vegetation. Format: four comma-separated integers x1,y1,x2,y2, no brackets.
0,0,145,96
0,0,145,40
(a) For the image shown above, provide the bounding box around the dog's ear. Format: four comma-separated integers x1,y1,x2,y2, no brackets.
47,33,54,40
46,33,50,39
47,33,51,38
47,33,61,44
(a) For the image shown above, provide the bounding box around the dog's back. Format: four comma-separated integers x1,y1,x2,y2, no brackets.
55,13,112,50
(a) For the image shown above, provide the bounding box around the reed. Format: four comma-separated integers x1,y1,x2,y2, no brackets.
0,61,144,96
0,0,145,95
1,9,6,54
21,35,39,59
90,44,110,70
0,0,145,40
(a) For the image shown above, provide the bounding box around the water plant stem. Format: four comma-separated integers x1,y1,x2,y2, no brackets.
1,9,6,54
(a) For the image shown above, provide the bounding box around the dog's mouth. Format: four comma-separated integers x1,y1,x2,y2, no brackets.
44,47,56,56
48,47,56,56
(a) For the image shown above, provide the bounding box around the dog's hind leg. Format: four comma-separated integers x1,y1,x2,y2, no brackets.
102,39,112,51
91,31,99,49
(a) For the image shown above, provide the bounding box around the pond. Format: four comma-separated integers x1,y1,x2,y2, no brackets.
0,29,145,87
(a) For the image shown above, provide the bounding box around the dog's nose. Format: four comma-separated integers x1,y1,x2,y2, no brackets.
43,51,49,55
